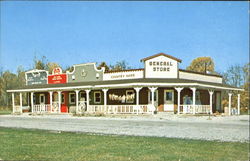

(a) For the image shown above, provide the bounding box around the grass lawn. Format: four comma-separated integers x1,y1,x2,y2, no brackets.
0,110,11,115
0,127,249,161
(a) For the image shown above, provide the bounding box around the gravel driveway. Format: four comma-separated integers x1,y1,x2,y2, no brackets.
0,114,249,142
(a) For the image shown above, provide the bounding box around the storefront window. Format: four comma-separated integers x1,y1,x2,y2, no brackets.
165,92,172,101
69,93,76,104
94,92,101,103
126,90,135,103
61,94,65,104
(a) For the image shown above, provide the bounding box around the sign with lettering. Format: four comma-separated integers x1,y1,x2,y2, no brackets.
48,74,67,84
25,70,48,85
145,55,178,78
103,70,143,80
148,61,173,72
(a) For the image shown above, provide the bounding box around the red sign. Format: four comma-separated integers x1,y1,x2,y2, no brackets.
48,74,67,84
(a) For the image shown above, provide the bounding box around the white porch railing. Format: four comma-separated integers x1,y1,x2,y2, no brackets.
33,104,51,113
180,105,210,114
88,104,154,114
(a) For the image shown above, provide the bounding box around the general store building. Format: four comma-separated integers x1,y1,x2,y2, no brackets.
7,53,243,115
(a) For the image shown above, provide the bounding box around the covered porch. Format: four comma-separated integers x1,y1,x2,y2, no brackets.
9,82,242,116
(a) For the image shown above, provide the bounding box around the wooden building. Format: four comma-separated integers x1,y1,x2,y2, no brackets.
7,53,243,115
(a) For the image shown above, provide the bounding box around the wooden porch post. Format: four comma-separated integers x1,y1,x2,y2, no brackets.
31,92,34,113
175,87,183,115
19,93,23,113
102,89,108,114
134,87,142,115
12,93,15,113
190,88,196,114
228,93,232,116
75,90,79,114
58,91,61,113
209,90,214,114
85,90,90,112
237,94,240,115
49,91,53,113
149,87,157,115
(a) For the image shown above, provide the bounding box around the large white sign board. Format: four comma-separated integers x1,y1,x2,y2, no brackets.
144,55,178,78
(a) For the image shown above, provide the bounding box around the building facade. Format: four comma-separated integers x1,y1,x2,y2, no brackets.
7,53,243,115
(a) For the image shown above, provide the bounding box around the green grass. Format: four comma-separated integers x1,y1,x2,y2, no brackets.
0,127,249,161
0,110,11,115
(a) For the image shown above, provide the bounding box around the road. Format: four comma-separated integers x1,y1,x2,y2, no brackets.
0,115,249,142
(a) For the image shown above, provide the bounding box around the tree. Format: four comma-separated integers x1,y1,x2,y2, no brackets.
97,62,110,72
222,63,249,112
222,64,244,87
0,71,18,106
64,66,74,73
33,56,48,70
110,60,131,71
47,62,61,74
187,57,215,73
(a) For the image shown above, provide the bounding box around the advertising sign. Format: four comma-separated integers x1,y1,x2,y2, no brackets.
48,68,67,84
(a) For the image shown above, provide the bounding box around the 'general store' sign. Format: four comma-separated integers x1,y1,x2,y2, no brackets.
149,61,173,72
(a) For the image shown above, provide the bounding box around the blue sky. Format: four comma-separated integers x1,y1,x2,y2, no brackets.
0,1,249,73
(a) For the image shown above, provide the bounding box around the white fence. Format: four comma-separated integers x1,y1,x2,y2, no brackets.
88,105,154,114
33,104,51,113
180,105,210,114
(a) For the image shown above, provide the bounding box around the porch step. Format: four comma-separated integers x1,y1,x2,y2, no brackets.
157,112,175,116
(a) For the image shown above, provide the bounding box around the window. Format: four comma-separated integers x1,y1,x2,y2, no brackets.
94,91,101,103
126,90,135,103
69,93,76,104
164,90,174,103
148,90,158,102
40,94,45,104
166,92,172,101
61,94,65,104
80,92,86,101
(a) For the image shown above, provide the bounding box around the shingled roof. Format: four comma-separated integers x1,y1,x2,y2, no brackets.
140,53,182,63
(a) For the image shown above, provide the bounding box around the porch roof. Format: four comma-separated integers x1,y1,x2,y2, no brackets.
7,78,243,92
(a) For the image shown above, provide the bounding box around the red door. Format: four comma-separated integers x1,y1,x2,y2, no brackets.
61,92,68,113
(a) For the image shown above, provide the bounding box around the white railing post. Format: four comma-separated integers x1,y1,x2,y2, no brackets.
134,87,142,115
85,90,90,112
58,91,61,113
208,90,214,115
31,92,34,113
12,93,15,113
149,87,157,115
19,93,23,113
75,90,79,114
228,93,232,116
190,88,196,114
237,94,240,115
102,89,108,114
175,87,183,115
49,91,53,113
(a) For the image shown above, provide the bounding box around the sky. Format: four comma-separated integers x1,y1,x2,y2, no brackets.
0,1,249,74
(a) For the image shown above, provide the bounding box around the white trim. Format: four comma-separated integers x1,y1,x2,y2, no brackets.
7,82,243,93
66,62,104,75
94,91,101,104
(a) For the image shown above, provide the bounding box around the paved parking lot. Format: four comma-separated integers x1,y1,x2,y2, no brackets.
0,114,249,142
